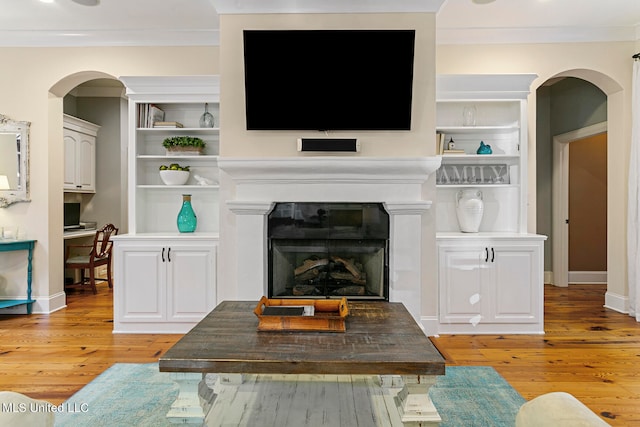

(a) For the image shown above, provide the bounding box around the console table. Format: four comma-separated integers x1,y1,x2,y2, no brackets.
160,300,446,425
0,239,36,314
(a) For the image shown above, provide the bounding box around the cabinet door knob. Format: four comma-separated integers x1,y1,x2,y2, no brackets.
161,247,165,263
167,247,171,262
484,247,489,262
491,247,495,263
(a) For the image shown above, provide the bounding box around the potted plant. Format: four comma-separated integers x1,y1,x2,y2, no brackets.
162,136,206,155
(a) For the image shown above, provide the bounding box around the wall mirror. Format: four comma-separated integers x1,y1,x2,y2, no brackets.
0,114,30,207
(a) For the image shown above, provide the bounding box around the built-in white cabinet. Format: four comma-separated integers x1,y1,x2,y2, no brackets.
63,115,99,193
436,74,547,334
112,76,221,333
113,236,218,333
437,235,545,334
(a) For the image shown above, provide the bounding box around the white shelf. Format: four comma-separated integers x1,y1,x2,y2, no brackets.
137,127,220,134
437,125,518,133
137,185,220,189
440,154,519,161
137,155,219,160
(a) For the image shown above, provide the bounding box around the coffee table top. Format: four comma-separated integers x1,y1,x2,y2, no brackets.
159,300,445,376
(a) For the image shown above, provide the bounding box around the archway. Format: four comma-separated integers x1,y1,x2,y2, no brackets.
49,71,125,302
535,68,626,313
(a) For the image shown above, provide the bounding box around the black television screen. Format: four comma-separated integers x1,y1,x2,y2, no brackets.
243,29,415,131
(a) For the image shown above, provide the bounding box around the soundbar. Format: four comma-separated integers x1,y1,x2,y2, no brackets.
297,138,360,152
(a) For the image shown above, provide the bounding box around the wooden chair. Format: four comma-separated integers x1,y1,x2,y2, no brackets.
64,223,118,294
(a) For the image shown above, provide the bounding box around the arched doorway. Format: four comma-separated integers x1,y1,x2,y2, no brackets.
49,72,126,300
535,69,625,313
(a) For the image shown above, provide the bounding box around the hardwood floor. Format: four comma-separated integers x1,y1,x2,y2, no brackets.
431,284,640,426
0,283,638,425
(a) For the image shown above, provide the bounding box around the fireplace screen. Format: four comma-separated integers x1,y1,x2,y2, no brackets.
268,203,389,300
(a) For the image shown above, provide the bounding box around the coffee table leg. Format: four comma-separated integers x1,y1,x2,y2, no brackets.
381,375,441,425
166,372,207,424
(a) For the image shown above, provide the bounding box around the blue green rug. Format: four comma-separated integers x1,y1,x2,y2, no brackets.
55,364,524,427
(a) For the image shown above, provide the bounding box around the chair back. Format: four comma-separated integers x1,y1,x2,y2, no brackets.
93,223,118,259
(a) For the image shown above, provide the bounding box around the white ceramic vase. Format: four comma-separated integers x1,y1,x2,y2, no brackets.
456,189,484,233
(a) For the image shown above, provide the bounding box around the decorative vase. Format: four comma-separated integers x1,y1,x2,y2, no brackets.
177,194,197,233
456,189,484,233
477,141,492,154
199,103,215,128
462,105,476,126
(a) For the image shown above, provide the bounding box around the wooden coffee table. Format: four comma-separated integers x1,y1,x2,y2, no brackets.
159,300,445,425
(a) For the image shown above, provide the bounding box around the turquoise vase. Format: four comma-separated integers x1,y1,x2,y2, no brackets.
177,194,197,233
477,141,493,155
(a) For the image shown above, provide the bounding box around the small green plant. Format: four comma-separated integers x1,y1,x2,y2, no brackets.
162,136,206,149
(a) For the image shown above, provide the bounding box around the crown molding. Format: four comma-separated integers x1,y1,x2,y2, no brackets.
211,0,446,14
437,25,639,45
0,29,220,47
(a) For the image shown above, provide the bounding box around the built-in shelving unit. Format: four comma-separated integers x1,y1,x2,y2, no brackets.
435,74,546,335
113,76,220,334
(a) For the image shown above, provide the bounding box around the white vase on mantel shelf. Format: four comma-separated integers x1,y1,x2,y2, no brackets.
456,189,484,233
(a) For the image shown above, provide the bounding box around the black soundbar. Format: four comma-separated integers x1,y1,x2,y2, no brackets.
297,138,360,152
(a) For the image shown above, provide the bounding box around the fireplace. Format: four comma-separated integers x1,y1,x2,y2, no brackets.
268,202,389,300
218,157,441,332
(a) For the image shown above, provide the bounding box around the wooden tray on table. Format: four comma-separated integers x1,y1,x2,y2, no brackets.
254,296,349,332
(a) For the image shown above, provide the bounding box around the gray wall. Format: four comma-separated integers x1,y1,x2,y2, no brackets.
536,77,607,272
63,90,125,233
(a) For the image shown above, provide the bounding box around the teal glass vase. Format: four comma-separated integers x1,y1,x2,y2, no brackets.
177,194,197,233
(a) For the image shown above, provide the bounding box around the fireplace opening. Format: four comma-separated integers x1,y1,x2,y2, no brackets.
268,202,389,300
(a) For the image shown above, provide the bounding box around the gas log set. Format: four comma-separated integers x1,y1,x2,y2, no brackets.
268,202,390,300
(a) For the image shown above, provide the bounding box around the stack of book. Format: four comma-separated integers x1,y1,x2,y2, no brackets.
153,121,184,128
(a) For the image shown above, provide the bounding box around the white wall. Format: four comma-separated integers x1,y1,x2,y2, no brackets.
219,13,437,157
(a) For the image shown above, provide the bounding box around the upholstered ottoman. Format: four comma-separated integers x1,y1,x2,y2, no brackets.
0,391,55,427
516,392,611,427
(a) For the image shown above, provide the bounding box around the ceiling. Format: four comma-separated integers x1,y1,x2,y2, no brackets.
1,0,638,47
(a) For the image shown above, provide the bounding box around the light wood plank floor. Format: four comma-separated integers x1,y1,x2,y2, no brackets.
0,283,638,426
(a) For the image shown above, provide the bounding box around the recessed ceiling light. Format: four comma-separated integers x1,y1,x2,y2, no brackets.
40,0,55,3
472,0,496,4
71,0,100,5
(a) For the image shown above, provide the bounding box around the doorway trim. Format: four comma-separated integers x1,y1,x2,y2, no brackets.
552,121,607,287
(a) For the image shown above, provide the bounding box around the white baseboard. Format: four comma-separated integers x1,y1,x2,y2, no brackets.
604,291,628,314
568,271,607,284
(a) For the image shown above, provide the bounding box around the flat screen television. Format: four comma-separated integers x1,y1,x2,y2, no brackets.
243,29,416,131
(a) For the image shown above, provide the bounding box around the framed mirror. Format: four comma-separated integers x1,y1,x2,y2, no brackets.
0,114,30,207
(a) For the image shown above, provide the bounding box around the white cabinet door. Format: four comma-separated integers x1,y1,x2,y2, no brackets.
166,244,217,322
439,244,486,324
490,244,542,324
113,237,218,333
63,116,98,193
116,245,166,323
63,129,79,189
76,134,96,191
438,238,544,332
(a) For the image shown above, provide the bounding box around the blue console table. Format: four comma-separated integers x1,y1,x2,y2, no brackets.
0,239,36,314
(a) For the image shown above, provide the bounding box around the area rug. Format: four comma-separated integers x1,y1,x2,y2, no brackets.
54,364,524,427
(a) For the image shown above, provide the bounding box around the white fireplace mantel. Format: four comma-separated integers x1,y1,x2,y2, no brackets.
217,156,441,331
